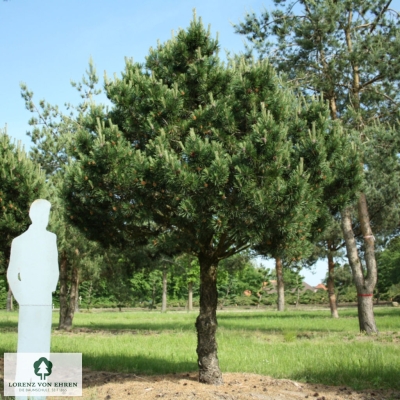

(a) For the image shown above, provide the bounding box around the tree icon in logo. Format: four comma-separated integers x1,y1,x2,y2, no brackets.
33,357,53,380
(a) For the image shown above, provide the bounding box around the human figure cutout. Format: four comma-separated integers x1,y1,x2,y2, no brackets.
7,199,59,399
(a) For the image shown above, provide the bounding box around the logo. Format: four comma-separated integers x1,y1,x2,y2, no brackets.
33,357,53,380
5,353,82,396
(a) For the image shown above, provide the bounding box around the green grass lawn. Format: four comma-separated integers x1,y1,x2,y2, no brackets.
1,307,399,390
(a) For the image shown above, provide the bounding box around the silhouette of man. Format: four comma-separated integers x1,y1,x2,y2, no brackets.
7,199,59,399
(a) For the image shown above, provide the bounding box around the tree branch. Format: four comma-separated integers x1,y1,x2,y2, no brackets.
388,8,400,17
221,242,250,259
359,74,383,90
368,87,398,104
355,23,373,30
370,0,392,34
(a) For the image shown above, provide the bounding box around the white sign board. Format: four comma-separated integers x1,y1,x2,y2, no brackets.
4,353,82,397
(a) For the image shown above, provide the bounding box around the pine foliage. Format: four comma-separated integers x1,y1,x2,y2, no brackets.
235,0,400,236
64,15,362,262
0,128,46,271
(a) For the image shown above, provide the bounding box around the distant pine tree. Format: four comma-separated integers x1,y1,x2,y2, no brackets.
235,0,400,333
0,128,46,310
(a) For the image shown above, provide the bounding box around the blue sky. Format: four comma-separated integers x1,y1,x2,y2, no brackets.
0,0,347,285
1,0,270,147
255,256,328,286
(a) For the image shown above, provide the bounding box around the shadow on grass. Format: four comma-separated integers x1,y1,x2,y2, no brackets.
0,322,60,331
83,353,197,376
217,312,333,320
0,308,398,335
216,310,365,320
0,318,355,334
74,321,197,332
292,364,400,391
0,351,197,377
371,308,400,318
64,320,339,333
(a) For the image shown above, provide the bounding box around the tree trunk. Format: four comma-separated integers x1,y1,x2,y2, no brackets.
276,257,285,311
162,266,167,313
58,253,78,331
195,253,223,385
341,202,378,334
187,281,193,311
86,281,93,310
327,241,339,318
70,266,78,320
151,284,156,309
59,253,68,329
342,13,378,333
220,285,230,310
357,292,377,332
6,287,13,312
75,283,80,313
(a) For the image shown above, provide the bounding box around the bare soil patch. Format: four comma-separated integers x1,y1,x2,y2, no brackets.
75,370,400,400
2,361,399,400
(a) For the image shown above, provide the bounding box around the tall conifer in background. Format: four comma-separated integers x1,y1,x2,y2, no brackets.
63,15,361,383
20,75,106,330
235,0,400,333
253,100,362,312
376,237,400,299
21,68,185,327
0,128,47,310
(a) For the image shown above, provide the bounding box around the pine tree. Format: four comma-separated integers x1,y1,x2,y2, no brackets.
301,219,345,317
376,237,400,300
283,265,304,307
324,222,344,318
171,253,200,310
63,15,361,384
50,191,104,330
0,128,47,309
253,112,361,312
20,79,106,330
235,0,400,333
217,251,255,308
